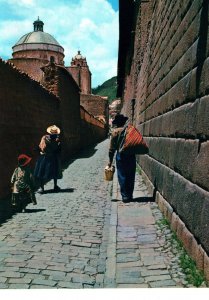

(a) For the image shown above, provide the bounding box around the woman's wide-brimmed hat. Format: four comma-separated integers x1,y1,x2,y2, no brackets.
112,114,128,126
18,154,32,167
47,125,61,135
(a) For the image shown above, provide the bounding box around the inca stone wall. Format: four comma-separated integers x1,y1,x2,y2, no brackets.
120,0,209,255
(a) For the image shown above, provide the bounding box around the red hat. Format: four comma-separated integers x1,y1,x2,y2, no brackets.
18,154,32,167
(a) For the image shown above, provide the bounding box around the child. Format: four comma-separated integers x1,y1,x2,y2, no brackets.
11,154,37,212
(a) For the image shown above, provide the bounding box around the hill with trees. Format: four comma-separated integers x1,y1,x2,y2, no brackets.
92,76,117,103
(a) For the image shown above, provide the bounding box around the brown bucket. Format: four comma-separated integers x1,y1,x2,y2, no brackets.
104,165,115,181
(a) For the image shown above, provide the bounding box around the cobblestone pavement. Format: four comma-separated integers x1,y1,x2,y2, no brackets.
0,139,204,289
106,166,203,288
0,140,112,289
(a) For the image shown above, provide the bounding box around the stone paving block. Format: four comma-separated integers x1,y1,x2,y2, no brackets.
8,277,32,284
0,266,19,272
42,270,66,277
117,261,143,268
117,283,149,288
8,284,30,289
143,256,165,266
138,243,159,249
0,271,23,278
149,279,176,288
138,234,157,243
71,241,92,247
98,263,106,273
30,285,57,289
145,274,172,282
57,281,83,288
116,276,144,284
5,262,27,268
96,274,104,284
32,278,57,287
0,277,7,283
83,284,94,288
0,283,8,288
147,264,167,270
19,268,41,274
117,242,138,249
71,273,96,285
47,265,73,273
141,269,169,277
84,266,97,275
116,248,139,254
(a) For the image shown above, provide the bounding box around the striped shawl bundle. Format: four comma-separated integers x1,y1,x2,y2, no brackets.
119,124,149,155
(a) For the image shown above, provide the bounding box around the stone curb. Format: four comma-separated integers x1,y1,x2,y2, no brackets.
104,172,118,287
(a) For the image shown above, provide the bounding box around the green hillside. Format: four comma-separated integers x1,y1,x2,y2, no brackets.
92,76,117,103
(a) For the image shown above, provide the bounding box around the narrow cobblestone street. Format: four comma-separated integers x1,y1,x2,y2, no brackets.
0,139,205,291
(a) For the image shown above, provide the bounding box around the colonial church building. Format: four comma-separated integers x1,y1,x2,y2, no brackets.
8,18,108,124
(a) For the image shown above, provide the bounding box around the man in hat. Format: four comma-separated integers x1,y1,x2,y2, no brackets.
34,125,62,193
108,114,136,203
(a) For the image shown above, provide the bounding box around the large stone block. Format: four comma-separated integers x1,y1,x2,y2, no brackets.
196,96,209,138
173,139,199,180
198,197,209,254
193,141,209,191
176,218,186,241
199,57,209,96
170,101,198,138
161,111,172,137
181,227,194,257
204,252,209,281
160,164,175,202
171,212,179,232
191,244,204,271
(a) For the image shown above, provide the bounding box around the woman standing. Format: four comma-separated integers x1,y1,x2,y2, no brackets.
108,114,136,203
34,125,62,193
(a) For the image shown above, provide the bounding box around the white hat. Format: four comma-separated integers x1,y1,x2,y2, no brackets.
46,125,60,134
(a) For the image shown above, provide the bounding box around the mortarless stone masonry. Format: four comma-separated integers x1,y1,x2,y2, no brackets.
117,0,209,279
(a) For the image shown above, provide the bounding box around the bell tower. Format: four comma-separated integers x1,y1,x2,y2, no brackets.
67,50,92,94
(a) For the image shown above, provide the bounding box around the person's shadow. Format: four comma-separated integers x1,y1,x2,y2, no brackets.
41,188,75,194
24,208,46,213
111,196,154,203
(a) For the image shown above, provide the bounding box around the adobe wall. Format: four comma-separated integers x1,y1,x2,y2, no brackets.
56,66,82,157
0,58,60,199
80,94,109,124
80,106,107,147
119,0,209,258
0,59,107,205
9,58,46,82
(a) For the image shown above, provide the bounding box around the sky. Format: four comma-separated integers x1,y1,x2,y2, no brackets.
0,0,119,88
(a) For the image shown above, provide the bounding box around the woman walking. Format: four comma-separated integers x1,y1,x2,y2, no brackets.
34,125,62,193
108,114,136,203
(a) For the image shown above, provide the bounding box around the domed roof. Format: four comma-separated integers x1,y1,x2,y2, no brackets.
15,31,61,47
12,18,64,54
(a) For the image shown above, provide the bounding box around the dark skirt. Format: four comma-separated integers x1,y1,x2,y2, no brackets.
34,154,62,181
12,190,36,211
116,152,136,199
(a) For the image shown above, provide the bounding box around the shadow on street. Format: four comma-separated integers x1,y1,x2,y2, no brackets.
41,188,75,194
111,196,154,203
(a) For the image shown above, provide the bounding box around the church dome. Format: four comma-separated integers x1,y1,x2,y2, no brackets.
15,31,61,47
12,18,64,55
